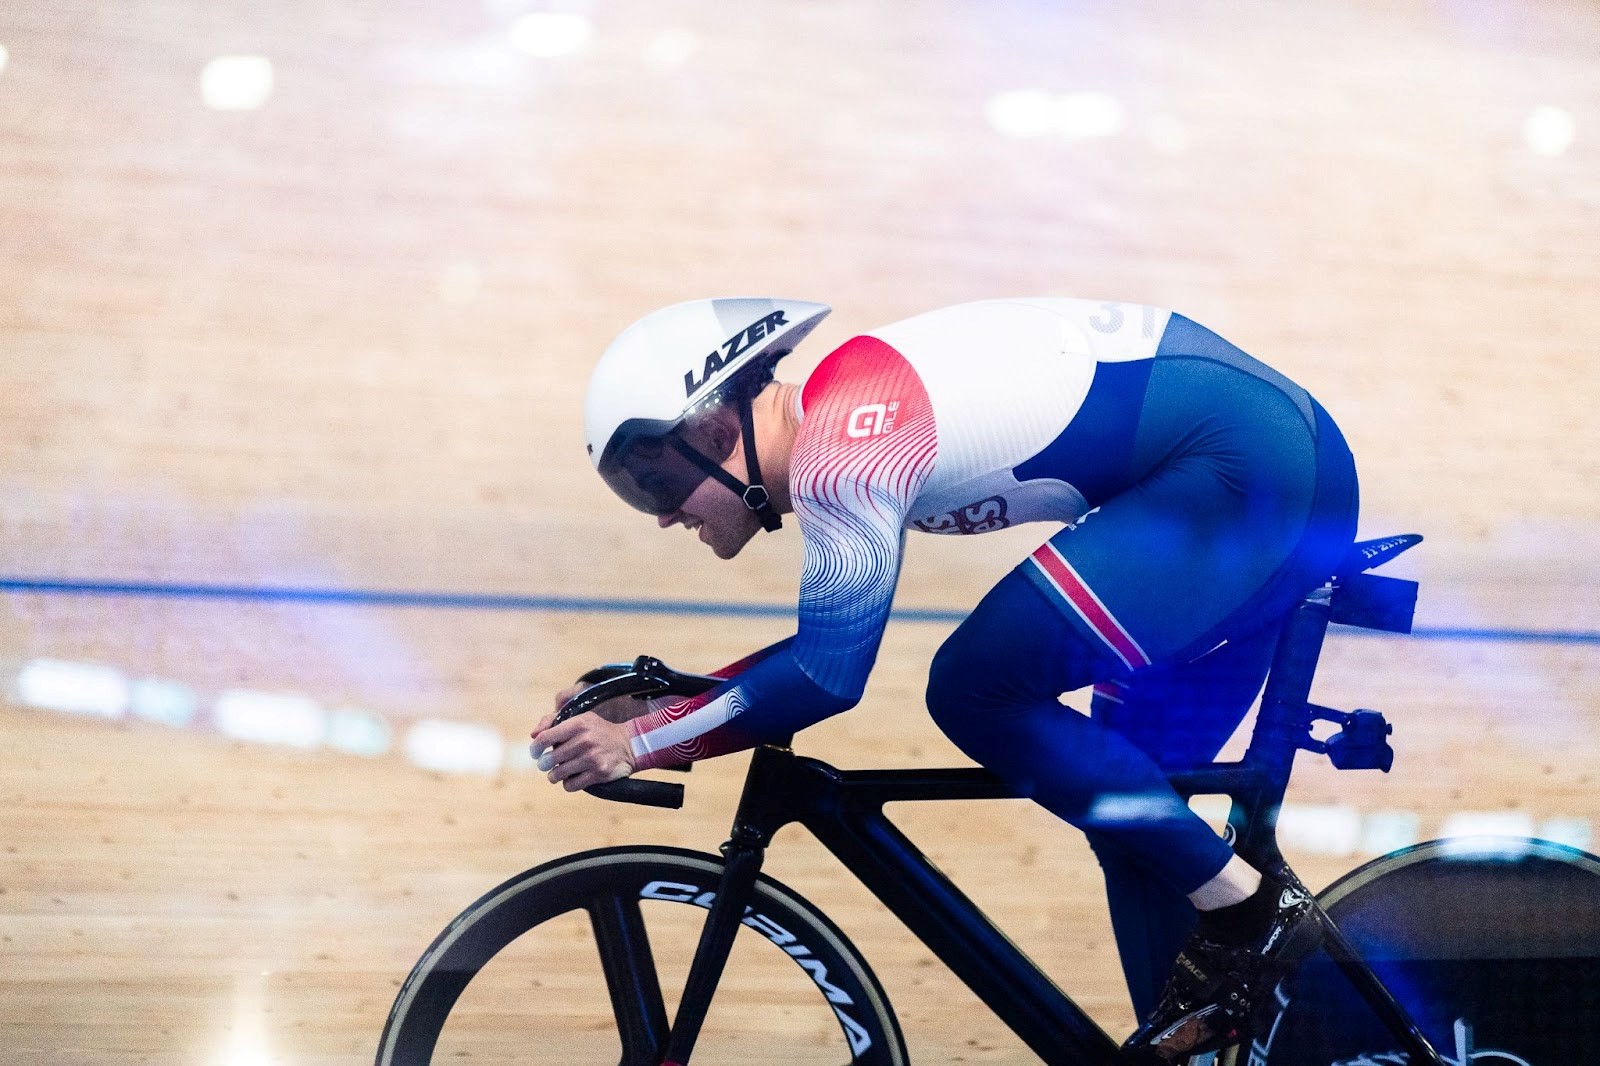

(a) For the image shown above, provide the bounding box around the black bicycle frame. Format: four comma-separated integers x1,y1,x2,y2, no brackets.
654,584,1448,1066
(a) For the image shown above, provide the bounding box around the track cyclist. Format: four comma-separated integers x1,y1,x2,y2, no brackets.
530,296,1358,1061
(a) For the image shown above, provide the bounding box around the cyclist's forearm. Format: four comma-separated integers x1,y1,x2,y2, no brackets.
628,649,853,770
619,635,795,726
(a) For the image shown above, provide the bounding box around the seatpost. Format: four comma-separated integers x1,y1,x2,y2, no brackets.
1231,585,1333,858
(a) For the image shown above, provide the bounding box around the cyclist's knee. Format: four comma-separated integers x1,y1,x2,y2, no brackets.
927,578,1121,738
925,621,1045,745
925,633,984,738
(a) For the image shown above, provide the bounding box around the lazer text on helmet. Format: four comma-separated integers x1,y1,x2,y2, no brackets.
683,310,791,398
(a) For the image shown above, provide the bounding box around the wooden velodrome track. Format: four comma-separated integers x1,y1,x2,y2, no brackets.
2,0,1598,1061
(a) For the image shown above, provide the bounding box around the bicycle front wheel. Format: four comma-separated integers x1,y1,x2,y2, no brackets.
377,845,907,1066
1245,836,1600,1066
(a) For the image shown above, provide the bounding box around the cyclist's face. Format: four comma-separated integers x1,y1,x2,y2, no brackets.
657,437,762,559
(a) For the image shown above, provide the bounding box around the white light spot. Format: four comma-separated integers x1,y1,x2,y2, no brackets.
129,678,198,727
1087,791,1186,824
201,55,274,111
214,690,325,748
437,261,482,305
17,659,128,718
0,44,9,76
1524,105,1575,157
405,719,505,774
1437,834,1538,861
986,89,1125,141
1439,810,1536,843
325,708,392,757
1146,112,1190,155
1538,817,1592,852
644,28,698,71
985,89,1059,138
510,12,592,58
1055,91,1124,139
1276,803,1361,857
507,738,539,770
224,1050,272,1066
1360,809,1420,856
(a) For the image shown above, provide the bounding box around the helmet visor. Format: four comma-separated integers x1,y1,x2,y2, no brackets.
597,414,736,517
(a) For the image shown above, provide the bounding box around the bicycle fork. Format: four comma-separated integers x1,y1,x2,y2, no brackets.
655,831,767,1066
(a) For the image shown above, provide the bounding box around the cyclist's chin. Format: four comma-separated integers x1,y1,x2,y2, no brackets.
700,523,756,559
707,534,749,560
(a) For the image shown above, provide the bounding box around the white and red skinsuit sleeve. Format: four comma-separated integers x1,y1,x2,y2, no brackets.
627,336,937,770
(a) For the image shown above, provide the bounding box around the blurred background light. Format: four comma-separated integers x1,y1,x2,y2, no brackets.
1088,790,1187,825
0,43,9,76
644,27,698,71
1276,803,1362,857
1538,816,1592,852
506,739,538,771
1055,90,1125,139
201,55,275,111
509,12,593,58
985,89,1125,140
325,708,392,757
17,659,128,718
1145,112,1191,155
222,1049,271,1066
1438,834,1540,861
437,260,483,305
129,677,199,727
220,971,273,1066
1440,810,1536,841
1360,809,1422,856
985,89,1059,138
214,690,326,748
1523,104,1576,157
405,719,505,774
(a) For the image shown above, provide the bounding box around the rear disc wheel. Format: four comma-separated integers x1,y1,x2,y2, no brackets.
1236,837,1600,1065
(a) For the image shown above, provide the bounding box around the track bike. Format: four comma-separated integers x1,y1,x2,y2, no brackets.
378,534,1600,1064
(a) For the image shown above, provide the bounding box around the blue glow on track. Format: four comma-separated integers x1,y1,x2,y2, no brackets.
2,576,1597,645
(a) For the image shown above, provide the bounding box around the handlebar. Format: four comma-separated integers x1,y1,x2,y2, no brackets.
550,656,720,809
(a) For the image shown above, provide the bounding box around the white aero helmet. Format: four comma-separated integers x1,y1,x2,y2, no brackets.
585,297,832,529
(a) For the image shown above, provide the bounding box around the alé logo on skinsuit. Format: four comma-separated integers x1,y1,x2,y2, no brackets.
640,879,876,1056
847,401,900,438
683,310,791,398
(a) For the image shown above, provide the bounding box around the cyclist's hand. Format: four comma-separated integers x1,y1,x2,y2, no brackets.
529,714,637,792
554,682,652,724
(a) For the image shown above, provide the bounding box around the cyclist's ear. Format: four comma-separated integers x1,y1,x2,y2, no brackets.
684,404,742,462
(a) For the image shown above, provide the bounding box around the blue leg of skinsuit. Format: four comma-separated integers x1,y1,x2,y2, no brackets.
926,576,1265,1021
926,318,1358,1022
1085,631,1278,1022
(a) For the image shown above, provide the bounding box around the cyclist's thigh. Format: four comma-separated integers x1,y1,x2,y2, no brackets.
1025,362,1352,667
1089,625,1277,770
928,567,1124,712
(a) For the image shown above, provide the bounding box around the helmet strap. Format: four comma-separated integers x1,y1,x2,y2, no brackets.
736,390,783,531
664,392,782,532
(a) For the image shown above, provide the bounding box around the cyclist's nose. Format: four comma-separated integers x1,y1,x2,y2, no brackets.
658,512,680,529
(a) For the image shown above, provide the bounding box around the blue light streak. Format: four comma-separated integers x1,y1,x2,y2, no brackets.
3,576,1598,645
